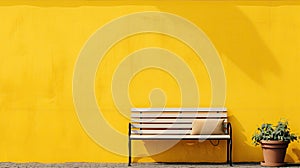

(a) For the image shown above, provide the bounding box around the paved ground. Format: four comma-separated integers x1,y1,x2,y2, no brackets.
1,162,300,168
0,162,273,168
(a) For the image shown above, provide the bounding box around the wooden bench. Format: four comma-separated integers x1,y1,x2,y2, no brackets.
128,107,232,166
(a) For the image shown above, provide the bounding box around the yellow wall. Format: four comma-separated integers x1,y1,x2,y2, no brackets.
1,0,300,163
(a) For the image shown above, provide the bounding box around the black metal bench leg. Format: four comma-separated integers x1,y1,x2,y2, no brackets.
128,138,131,166
227,122,233,167
227,139,230,164
128,123,132,166
229,138,232,166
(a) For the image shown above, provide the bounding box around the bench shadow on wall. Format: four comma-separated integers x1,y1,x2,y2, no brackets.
133,116,259,163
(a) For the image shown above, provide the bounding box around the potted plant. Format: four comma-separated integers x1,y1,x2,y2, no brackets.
252,119,298,167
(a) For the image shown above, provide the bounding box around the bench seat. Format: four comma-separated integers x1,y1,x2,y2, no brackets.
128,107,232,166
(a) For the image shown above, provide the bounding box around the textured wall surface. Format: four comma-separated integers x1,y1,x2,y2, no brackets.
0,0,300,163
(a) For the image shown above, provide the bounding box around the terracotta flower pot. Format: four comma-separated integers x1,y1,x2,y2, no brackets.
260,140,289,167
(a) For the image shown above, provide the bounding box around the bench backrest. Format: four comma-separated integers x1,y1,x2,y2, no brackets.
130,107,228,136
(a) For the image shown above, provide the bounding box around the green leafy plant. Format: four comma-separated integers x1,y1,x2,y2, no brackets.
252,119,298,146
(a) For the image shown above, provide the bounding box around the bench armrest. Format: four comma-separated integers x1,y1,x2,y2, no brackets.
128,123,132,136
226,122,232,138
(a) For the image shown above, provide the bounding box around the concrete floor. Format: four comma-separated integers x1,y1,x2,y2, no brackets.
0,162,267,168
1,162,300,167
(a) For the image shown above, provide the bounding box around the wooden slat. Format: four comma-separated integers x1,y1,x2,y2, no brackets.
131,119,194,123
131,130,191,135
131,107,227,112
131,113,227,118
132,123,192,129
130,134,230,140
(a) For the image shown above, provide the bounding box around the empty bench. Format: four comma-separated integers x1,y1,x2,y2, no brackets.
128,107,232,166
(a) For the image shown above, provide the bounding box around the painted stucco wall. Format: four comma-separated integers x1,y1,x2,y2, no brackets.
1,0,300,163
